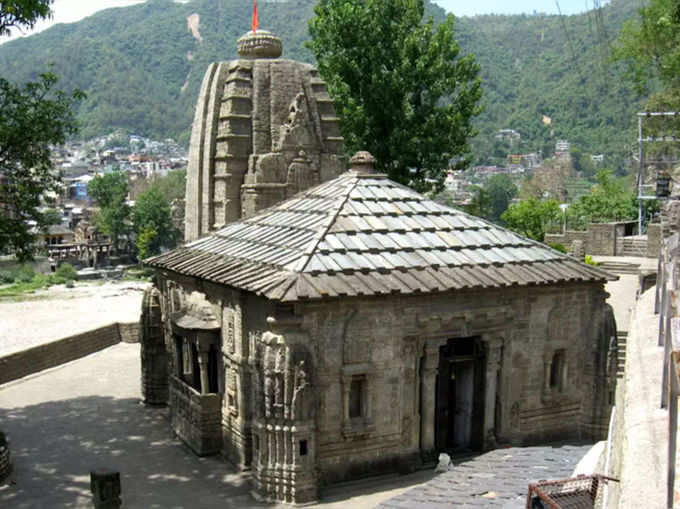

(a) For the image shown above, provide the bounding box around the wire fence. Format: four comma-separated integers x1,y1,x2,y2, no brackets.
526,474,619,509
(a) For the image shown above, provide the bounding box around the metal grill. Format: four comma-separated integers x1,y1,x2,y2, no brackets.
526,474,618,509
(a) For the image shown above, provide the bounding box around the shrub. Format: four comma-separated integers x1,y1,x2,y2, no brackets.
55,263,77,281
15,265,35,283
0,271,15,284
584,255,599,266
548,242,568,253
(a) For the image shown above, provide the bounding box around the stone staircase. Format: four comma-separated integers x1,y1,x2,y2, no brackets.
616,331,627,379
619,235,648,258
596,260,641,275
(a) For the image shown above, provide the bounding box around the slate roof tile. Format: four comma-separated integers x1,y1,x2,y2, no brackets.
147,170,614,301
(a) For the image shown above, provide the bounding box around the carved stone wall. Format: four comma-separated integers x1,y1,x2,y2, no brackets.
299,282,613,484
169,376,222,456
154,272,613,501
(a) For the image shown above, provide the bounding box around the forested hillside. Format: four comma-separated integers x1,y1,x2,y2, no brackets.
0,0,645,161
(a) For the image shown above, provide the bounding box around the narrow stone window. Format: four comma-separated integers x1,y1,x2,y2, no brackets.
550,350,566,391
349,378,364,418
299,439,308,456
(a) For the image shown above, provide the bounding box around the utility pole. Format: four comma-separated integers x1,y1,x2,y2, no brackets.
636,112,679,232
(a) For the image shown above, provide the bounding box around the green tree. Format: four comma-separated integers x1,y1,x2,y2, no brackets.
133,185,177,259
88,171,130,254
485,174,517,223
566,170,637,229
0,0,52,36
613,0,680,96
465,185,491,219
0,0,84,261
308,0,482,193
501,197,561,242
152,169,186,202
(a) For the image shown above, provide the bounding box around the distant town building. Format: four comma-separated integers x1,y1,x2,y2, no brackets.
555,140,570,152
495,129,521,144
555,140,571,161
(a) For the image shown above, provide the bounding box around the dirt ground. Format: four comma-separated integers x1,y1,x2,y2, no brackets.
0,280,149,356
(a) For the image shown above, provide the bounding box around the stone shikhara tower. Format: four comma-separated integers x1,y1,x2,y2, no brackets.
184,29,345,242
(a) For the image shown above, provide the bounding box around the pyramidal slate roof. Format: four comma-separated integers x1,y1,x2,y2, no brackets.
147,154,612,302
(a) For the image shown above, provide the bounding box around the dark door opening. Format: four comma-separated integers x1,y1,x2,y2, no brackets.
435,337,485,452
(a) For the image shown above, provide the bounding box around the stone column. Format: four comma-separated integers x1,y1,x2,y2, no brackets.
420,344,439,453
197,333,213,395
482,337,503,449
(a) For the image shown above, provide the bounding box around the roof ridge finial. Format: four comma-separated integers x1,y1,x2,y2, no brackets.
252,0,258,33
350,151,378,175
237,2,282,59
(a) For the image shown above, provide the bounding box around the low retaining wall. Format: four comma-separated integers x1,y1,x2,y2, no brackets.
0,322,139,385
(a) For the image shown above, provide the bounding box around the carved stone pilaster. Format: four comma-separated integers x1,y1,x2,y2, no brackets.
481,336,503,449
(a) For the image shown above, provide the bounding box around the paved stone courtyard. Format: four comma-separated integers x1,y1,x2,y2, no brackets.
0,342,591,508
377,443,591,509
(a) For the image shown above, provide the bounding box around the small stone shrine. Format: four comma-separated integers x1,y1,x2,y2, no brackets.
140,282,168,406
184,28,345,242
145,145,618,503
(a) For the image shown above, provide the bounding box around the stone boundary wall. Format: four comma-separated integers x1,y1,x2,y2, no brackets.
544,221,659,257
0,322,139,385
545,223,620,256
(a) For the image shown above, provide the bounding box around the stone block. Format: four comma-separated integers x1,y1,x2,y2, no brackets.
90,470,121,509
0,431,11,482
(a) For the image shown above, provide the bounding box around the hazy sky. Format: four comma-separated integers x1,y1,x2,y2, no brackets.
1,0,602,43
434,0,602,16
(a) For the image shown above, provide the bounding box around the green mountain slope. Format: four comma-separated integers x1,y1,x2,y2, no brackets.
0,0,644,160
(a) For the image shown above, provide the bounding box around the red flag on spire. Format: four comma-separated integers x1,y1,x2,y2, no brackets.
252,0,259,33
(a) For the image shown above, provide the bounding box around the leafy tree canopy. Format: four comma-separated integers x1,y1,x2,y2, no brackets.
613,0,680,96
0,72,83,260
0,0,52,36
484,174,517,223
88,171,130,253
308,0,482,193
0,0,85,260
565,170,637,229
501,197,561,242
133,185,178,259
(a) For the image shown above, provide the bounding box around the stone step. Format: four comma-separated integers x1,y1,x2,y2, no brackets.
597,262,640,275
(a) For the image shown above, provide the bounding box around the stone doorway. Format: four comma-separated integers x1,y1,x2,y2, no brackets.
434,337,485,452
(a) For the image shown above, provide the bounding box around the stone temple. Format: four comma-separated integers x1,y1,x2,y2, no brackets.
142,30,618,505
184,29,344,242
